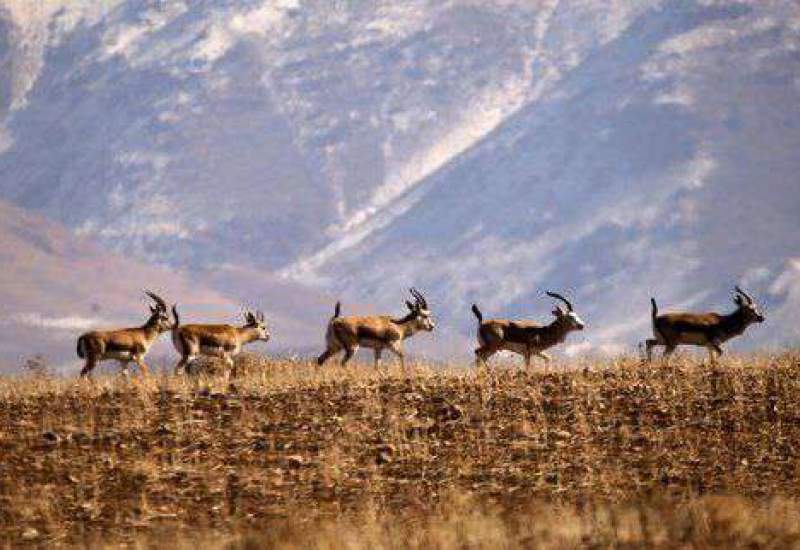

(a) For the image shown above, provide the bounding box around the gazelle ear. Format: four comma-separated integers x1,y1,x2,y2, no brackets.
552,307,564,317
734,295,744,306
150,305,158,314
406,300,416,311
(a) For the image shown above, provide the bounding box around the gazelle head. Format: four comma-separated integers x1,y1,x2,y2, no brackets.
733,286,765,324
145,290,173,332
404,288,435,332
546,291,585,331
244,310,271,341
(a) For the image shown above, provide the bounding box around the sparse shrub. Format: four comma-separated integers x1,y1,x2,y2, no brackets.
22,354,50,377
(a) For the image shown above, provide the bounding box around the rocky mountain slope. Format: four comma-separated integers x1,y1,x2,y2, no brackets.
290,0,800,352
0,0,798,358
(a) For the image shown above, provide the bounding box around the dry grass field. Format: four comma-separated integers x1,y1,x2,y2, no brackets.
2,353,800,548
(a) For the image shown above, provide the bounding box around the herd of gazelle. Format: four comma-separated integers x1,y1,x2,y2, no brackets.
75,286,765,377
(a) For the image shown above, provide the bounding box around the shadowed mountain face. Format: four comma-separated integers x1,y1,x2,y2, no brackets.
0,0,798,358
291,1,800,353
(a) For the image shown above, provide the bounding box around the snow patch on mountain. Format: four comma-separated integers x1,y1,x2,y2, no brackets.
1,0,798,357
291,0,800,353
281,67,540,283
5,313,105,331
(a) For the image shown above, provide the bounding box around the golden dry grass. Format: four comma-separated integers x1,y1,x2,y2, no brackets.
1,352,800,547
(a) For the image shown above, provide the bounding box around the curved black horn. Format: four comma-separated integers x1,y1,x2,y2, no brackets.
145,290,167,312
546,291,574,312
409,288,427,308
735,286,754,304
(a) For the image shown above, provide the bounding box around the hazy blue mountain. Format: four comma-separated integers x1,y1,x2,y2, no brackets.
1,0,798,359
0,198,335,371
288,1,800,354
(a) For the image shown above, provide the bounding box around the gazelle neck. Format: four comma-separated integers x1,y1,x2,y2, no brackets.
545,317,572,343
141,316,164,340
391,313,419,340
237,325,261,345
720,308,750,338
399,322,420,340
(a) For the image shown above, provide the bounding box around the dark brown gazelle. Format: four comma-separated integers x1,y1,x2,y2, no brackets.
317,288,435,369
645,286,765,362
171,306,270,374
472,291,585,368
76,290,173,377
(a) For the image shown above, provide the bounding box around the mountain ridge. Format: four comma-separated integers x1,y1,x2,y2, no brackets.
0,0,797,358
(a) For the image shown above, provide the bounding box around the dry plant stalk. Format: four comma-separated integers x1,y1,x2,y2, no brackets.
1,352,799,547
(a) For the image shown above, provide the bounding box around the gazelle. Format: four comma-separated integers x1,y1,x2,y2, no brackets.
645,286,764,362
472,291,585,368
171,306,270,374
76,291,172,377
316,288,435,369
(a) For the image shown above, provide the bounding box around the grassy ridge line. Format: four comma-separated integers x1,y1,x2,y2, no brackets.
0,353,799,546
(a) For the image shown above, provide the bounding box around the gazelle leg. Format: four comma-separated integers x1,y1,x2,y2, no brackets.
119,360,131,377
374,348,383,369
317,347,338,366
341,346,357,366
707,341,724,364
387,343,405,371
524,352,531,369
222,354,234,379
174,356,189,375
475,345,498,368
80,359,97,378
133,356,150,377
645,339,661,362
185,355,200,376
662,344,677,359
